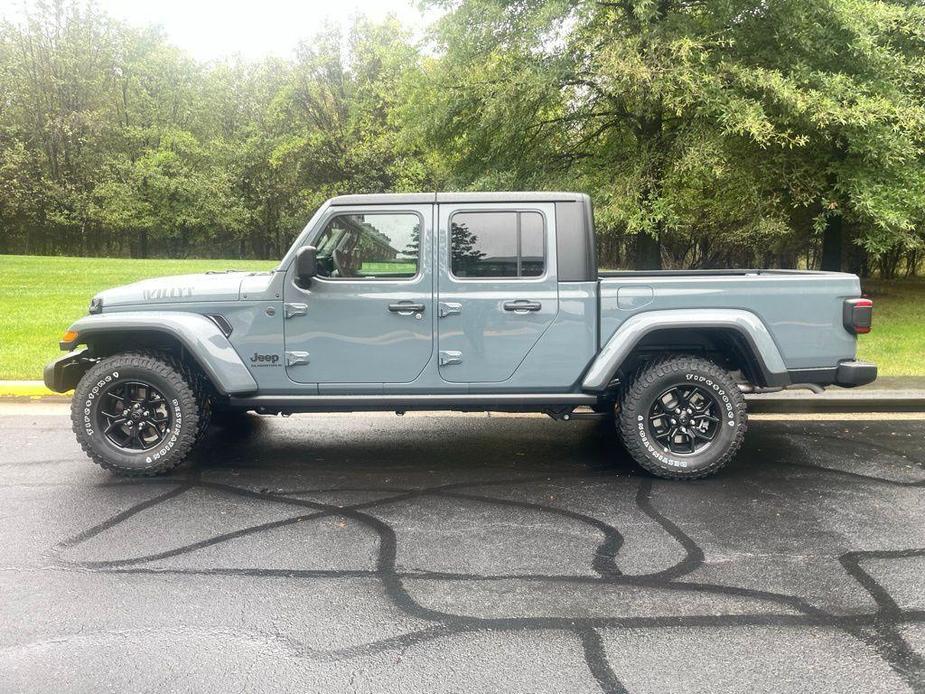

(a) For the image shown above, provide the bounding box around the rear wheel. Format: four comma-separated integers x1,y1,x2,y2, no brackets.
617,354,747,480
71,352,201,476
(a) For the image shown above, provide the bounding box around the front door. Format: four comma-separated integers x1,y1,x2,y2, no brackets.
284,205,433,384
436,202,559,383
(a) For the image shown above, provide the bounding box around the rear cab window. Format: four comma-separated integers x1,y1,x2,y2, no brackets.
450,211,546,279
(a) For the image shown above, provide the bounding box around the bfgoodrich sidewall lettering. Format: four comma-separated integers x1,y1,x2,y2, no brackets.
146,398,182,464
82,370,119,437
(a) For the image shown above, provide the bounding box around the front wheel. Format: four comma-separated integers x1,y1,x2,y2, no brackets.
71,352,201,476
616,355,747,480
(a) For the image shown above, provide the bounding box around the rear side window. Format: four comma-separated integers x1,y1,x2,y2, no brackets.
450,211,546,279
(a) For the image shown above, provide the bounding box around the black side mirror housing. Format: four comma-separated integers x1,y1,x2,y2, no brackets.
295,246,318,287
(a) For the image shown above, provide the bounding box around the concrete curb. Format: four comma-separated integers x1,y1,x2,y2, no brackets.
0,381,69,401
745,392,925,413
2,380,924,412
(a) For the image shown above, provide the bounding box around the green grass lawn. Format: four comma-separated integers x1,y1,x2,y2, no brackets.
857,277,925,378
0,254,921,380
0,255,277,380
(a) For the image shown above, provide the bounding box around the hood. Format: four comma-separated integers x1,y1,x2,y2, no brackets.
93,271,257,310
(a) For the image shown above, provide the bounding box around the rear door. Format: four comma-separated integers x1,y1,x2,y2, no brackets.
436,202,559,383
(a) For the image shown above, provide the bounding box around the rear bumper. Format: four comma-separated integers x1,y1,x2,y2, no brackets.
834,360,878,388
786,360,878,389
43,347,91,393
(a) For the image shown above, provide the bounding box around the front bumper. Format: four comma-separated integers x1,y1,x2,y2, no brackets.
834,360,877,388
43,347,91,393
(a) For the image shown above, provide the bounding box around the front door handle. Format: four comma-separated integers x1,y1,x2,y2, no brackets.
388,302,425,316
503,300,542,313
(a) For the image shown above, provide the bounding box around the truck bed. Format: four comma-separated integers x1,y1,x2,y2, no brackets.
597,270,862,373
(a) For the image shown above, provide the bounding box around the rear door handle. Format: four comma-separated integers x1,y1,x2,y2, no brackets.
503,300,542,313
388,302,425,315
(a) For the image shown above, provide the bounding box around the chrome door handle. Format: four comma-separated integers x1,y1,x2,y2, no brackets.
388,302,425,315
503,300,542,312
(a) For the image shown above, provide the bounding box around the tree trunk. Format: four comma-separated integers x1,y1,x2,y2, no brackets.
847,243,869,278
252,233,267,260
633,111,666,272
633,232,662,270
879,249,901,279
139,229,149,259
596,231,622,269
820,214,842,271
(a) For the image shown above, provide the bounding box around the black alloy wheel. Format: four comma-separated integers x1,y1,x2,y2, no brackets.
646,384,721,456
97,380,172,451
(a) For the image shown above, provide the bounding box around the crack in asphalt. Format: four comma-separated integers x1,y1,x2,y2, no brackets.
48,431,925,693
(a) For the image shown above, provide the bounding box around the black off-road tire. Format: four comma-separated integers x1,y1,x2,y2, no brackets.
71,352,201,476
617,354,747,480
176,359,212,441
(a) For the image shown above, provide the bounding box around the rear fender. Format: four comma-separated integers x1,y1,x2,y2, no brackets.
582,309,788,392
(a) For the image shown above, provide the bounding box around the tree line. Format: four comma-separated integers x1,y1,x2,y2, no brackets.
1,0,923,274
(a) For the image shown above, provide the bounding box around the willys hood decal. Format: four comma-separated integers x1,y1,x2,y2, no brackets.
93,271,271,308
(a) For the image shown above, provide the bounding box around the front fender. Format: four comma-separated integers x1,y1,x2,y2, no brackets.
61,311,258,395
582,308,789,392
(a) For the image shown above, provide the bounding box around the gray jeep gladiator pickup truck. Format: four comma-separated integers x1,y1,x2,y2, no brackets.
45,192,876,479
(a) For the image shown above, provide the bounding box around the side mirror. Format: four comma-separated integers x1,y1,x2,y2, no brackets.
295,245,317,287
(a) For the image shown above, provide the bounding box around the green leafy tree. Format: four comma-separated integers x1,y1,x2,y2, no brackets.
411,0,925,270
1,0,923,275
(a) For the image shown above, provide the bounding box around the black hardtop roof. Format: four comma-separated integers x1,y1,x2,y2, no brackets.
329,191,589,206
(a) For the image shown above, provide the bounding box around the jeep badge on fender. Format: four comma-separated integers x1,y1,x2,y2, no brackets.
249,353,280,366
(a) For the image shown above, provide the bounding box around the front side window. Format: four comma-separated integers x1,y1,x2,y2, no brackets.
313,213,420,279
450,211,545,279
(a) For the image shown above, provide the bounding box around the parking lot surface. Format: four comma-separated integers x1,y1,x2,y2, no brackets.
1,407,923,693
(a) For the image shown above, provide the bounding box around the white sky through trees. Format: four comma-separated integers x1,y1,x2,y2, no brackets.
0,0,437,61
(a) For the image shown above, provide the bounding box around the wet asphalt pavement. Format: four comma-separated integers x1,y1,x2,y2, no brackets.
1,407,923,693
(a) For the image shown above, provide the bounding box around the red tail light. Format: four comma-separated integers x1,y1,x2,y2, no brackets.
843,298,873,334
